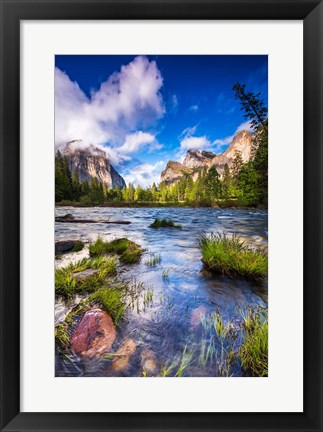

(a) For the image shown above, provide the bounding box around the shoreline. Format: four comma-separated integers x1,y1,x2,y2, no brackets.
55,202,267,210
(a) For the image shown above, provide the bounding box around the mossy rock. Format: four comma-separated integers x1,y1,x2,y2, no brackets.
89,237,143,264
55,239,84,255
149,218,182,229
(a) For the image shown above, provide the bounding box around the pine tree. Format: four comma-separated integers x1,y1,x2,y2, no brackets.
236,162,262,206
233,82,268,206
205,166,222,201
55,150,72,202
222,163,233,200
184,176,194,202
233,83,268,131
128,183,135,202
151,183,157,202
231,151,243,179
122,185,129,202
71,170,81,201
115,185,122,202
80,179,89,197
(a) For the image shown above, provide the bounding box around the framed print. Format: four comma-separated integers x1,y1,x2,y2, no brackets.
0,0,322,431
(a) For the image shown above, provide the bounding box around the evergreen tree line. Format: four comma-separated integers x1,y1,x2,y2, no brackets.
55,82,267,208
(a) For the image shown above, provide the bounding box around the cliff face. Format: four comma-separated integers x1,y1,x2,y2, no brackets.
160,130,253,184
62,140,126,189
182,150,216,169
222,130,252,163
160,161,193,184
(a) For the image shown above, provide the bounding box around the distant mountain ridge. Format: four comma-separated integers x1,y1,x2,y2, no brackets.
160,130,253,184
62,140,126,189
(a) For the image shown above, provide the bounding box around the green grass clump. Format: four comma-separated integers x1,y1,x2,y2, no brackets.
65,301,88,325
120,244,142,264
145,253,162,266
198,232,268,279
71,241,84,252
55,256,117,299
55,323,70,349
88,286,126,324
89,237,143,264
238,308,268,377
175,346,194,377
162,268,170,278
150,218,182,229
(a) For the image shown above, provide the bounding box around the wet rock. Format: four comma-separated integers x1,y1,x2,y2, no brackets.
55,240,84,255
72,269,98,281
56,214,74,222
141,349,158,376
112,339,137,372
191,305,208,328
71,308,116,358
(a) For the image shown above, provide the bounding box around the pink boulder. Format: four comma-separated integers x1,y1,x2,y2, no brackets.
71,308,116,358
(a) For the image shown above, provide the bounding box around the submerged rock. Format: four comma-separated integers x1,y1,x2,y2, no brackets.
71,308,116,358
55,214,74,222
72,269,98,281
190,305,208,328
141,349,158,376
55,239,84,255
112,339,137,372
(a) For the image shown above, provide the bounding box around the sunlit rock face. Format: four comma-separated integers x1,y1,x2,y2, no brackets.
222,130,253,163
183,150,215,169
160,130,253,184
160,161,193,184
62,140,126,189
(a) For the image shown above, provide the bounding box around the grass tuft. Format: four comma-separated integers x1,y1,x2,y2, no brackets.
162,268,170,278
175,346,194,377
150,218,182,229
55,256,117,299
120,244,142,264
55,323,70,349
71,241,84,252
88,286,126,324
198,232,268,279
89,237,143,264
238,308,268,377
145,253,162,266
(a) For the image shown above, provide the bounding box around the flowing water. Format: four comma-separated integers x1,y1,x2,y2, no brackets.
55,206,268,377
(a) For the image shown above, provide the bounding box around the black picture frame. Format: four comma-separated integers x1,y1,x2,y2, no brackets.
0,0,322,431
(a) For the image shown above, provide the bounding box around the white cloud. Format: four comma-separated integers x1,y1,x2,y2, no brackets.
180,136,211,151
179,125,198,139
189,104,199,112
213,121,253,147
177,124,211,161
118,131,162,154
55,56,165,164
213,135,233,146
123,160,165,187
171,94,179,111
236,120,253,133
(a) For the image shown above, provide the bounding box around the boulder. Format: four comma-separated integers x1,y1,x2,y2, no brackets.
190,305,208,328
112,339,137,372
55,240,84,254
71,308,116,358
72,269,98,281
141,349,158,376
55,214,75,222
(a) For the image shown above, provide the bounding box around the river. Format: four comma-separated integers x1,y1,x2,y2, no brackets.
55,206,268,377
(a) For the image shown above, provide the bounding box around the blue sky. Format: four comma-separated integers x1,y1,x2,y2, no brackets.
55,55,268,187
